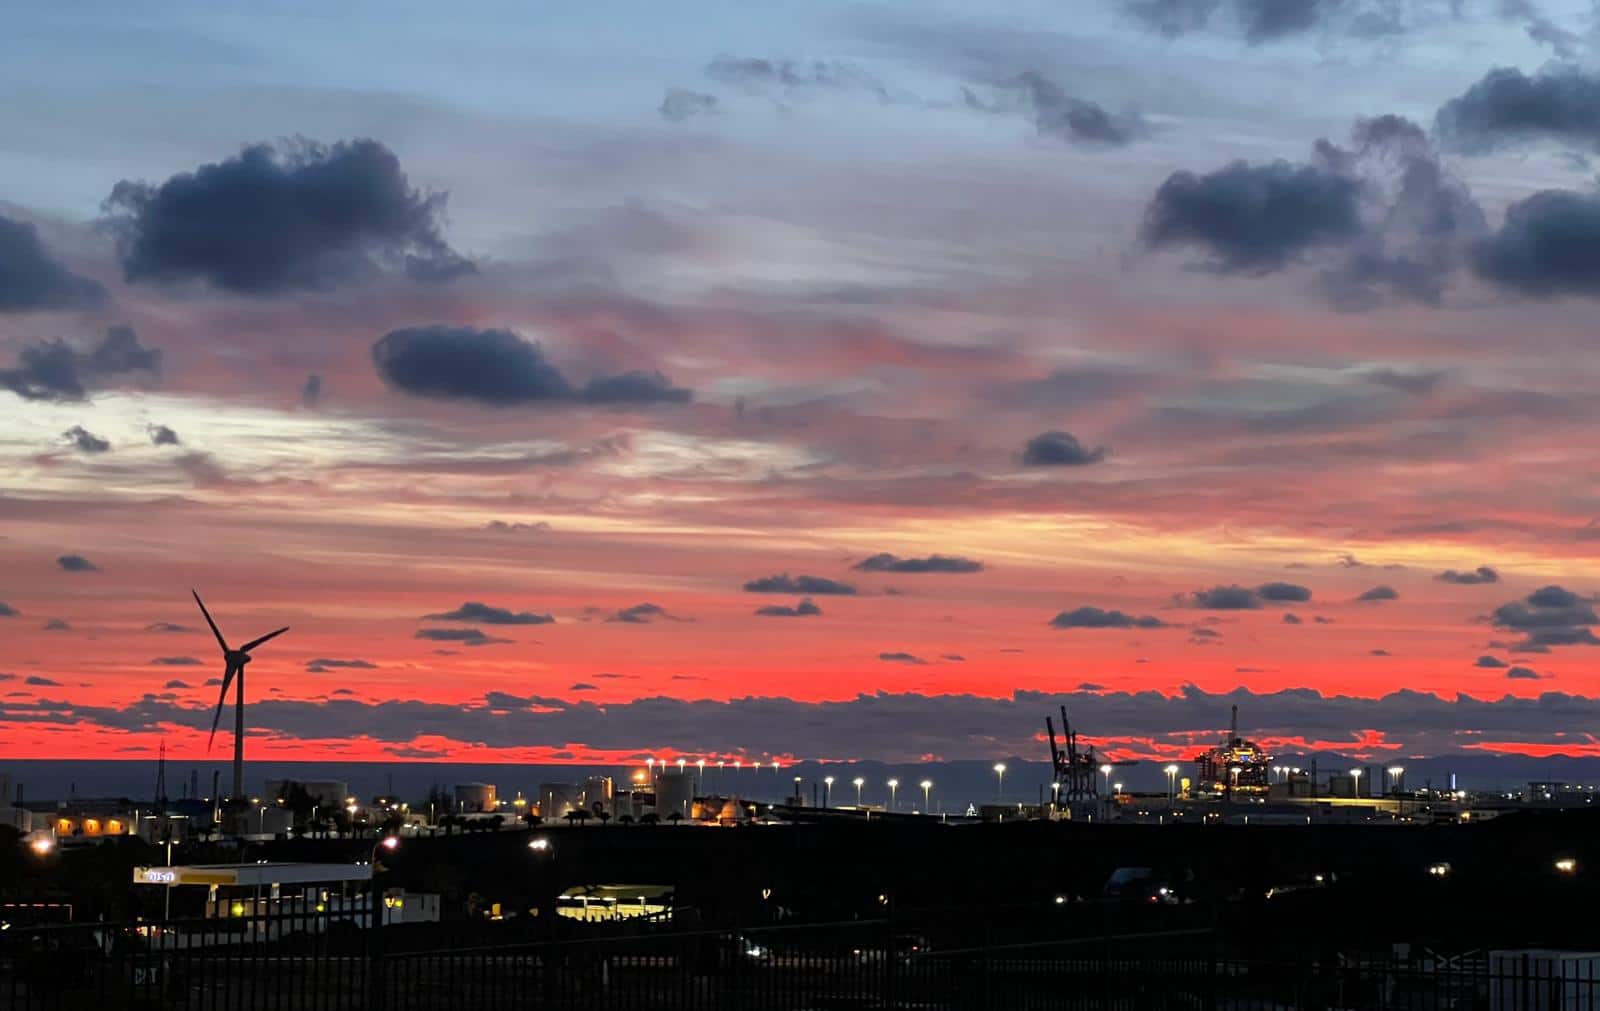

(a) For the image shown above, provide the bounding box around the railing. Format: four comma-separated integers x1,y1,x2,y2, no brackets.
6,910,1600,1010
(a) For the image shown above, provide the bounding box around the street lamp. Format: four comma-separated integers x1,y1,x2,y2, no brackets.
678,758,687,774
824,776,835,807
1350,768,1363,798
853,777,865,806
370,835,399,931
921,780,933,812
887,779,899,811
697,759,706,790
1099,764,1112,797
993,763,1006,802
1164,764,1180,801
29,835,54,857
1113,782,1123,797
1387,766,1404,794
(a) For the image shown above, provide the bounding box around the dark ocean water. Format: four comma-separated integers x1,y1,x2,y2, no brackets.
5,753,1597,810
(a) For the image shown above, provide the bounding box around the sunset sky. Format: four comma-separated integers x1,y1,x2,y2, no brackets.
4,0,1600,766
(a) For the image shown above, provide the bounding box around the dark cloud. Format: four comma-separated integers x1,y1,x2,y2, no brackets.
63,425,110,454
24,676,62,687
413,628,512,647
301,374,322,408
1364,368,1445,395
1185,584,1262,609
744,573,857,595
1122,0,1222,37
42,619,69,631
423,601,555,626
1496,0,1582,57
570,682,599,692
0,213,106,311
484,520,551,534
608,602,674,624
1506,666,1544,680
943,654,966,662
1234,0,1333,42
1257,581,1313,603
1020,430,1107,467
1122,0,1365,43
150,656,201,666
1491,585,1600,652
57,554,99,573
162,680,192,689
2,325,162,402
1438,566,1499,585
659,88,718,122
103,138,472,294
704,55,889,99
0,602,18,617
1436,67,1600,154
1370,648,1392,656
755,598,823,618
1282,613,1303,625
372,325,690,407
145,622,192,633
878,651,928,664
1191,627,1222,639
854,553,983,574
1476,655,1509,668
1049,606,1168,630
1142,160,1363,274
1473,190,1600,297
965,72,1138,145
1357,585,1399,602
305,658,378,673
147,424,180,446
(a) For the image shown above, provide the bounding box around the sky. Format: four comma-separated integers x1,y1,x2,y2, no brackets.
3,0,1600,768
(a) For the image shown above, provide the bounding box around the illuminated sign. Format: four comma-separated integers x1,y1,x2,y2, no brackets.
141,869,177,884
132,867,239,886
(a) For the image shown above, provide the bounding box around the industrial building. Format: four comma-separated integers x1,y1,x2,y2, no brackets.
1193,705,1272,796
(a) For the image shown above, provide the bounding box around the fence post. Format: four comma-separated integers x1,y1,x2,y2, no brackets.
368,881,386,1011
884,900,896,1011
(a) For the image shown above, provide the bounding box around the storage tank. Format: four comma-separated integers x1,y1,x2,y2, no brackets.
582,776,614,813
453,782,497,813
654,770,695,821
539,783,580,819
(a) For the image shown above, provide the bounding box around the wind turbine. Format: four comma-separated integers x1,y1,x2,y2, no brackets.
193,590,288,804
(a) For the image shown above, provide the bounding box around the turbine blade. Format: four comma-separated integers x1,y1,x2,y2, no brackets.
239,626,289,653
192,590,230,653
207,663,238,751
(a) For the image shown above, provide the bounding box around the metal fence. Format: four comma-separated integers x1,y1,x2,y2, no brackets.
6,911,1600,1010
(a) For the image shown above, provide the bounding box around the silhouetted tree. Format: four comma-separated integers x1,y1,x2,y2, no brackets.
666,811,684,826
522,812,542,828
617,814,635,825
640,812,660,825
596,811,611,826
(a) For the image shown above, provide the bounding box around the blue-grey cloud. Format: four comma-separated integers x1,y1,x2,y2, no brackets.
755,598,823,618
2,326,162,403
103,138,472,294
1185,582,1309,609
1473,190,1600,297
413,628,512,646
150,656,201,666
659,88,718,122
854,553,983,574
1476,655,1509,668
423,601,555,625
0,602,17,617
878,651,927,664
147,424,180,446
302,373,322,407
1506,666,1543,680
1491,585,1599,652
162,679,192,689
42,619,69,631
1049,606,1168,629
1358,585,1399,602
373,326,690,407
965,71,1139,145
305,658,378,673
1438,566,1498,585
57,554,99,572
0,213,105,312
1436,66,1600,154
24,676,62,687
62,425,110,454
145,622,192,633
744,573,857,595
1020,430,1107,467
1258,581,1313,603
608,602,674,624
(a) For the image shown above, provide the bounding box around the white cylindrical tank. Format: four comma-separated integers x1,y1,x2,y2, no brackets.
583,776,614,812
654,770,695,821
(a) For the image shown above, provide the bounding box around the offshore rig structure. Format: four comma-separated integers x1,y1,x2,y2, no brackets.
1193,705,1272,797
1044,705,1100,818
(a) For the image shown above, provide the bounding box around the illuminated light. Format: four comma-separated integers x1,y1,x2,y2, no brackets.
378,835,400,851
528,838,551,852
29,837,54,856
771,760,780,771
1053,895,1066,905
1427,863,1451,877
314,903,326,913
230,902,246,917
1556,858,1578,875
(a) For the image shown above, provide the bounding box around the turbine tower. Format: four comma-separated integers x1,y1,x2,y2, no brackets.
193,590,288,804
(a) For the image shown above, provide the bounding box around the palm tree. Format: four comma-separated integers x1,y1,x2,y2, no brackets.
521,812,543,829
617,814,635,825
640,812,660,825
595,811,612,827
666,811,684,826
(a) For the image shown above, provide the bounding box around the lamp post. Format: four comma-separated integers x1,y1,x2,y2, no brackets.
163,836,174,920
824,776,835,808
259,805,268,835
993,763,1006,802
1350,768,1363,798
921,780,933,813
887,779,899,812
1099,764,1112,797
1164,764,1179,801
853,777,865,806
1387,766,1404,795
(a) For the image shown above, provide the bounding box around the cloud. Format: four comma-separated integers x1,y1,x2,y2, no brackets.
103,138,472,294
1257,581,1313,603
704,54,889,98
744,573,857,595
162,680,192,689
1282,613,1303,625
0,602,16,617
372,325,691,407
1121,0,1358,43
150,656,201,666
485,520,551,534
24,676,62,687
145,622,192,633
1436,67,1600,154
878,651,928,664
1472,190,1600,297
1020,431,1107,467
62,425,111,454
1370,648,1391,656
301,374,322,407
1506,666,1544,680
1438,566,1499,585
659,88,718,122
1357,585,1399,602
57,554,99,573
0,213,106,311
147,424,181,446
755,598,823,618
1049,606,1168,630
42,619,69,631
4,326,161,405
1476,655,1509,668
964,72,1139,145
854,553,983,574
608,602,674,624
570,682,599,692
1491,585,1600,652
305,658,378,673
413,628,512,647
423,601,555,626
